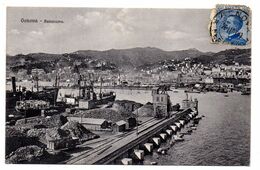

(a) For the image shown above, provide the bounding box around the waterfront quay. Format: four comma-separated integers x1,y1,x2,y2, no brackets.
65,108,196,165
6,76,201,164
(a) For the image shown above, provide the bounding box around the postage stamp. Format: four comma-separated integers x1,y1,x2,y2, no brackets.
209,4,251,46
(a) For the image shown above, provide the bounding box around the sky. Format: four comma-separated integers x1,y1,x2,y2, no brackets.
6,7,250,55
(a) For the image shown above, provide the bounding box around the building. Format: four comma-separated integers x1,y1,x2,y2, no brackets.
65,97,77,105
67,117,109,131
31,68,45,75
212,67,221,73
221,83,234,91
213,77,250,85
46,128,77,150
127,117,137,128
203,69,212,75
152,87,171,118
113,120,127,132
46,137,77,150
204,77,214,84
78,99,95,109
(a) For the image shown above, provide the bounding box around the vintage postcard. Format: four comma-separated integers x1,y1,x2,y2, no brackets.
5,7,251,165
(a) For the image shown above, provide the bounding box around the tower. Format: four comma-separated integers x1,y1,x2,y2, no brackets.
152,86,170,118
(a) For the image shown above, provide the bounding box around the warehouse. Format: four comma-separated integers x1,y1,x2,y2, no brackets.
67,117,109,131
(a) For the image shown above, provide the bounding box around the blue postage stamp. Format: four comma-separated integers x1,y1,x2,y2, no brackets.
209,4,251,46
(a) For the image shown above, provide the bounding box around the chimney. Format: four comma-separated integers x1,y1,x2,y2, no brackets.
11,77,16,94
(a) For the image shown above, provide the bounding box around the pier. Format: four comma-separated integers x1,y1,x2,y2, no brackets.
65,108,197,165
7,79,200,165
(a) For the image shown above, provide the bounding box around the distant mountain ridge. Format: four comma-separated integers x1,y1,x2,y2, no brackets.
73,47,209,68
6,47,251,73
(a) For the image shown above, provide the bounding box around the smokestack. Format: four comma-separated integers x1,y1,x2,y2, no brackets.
11,77,16,94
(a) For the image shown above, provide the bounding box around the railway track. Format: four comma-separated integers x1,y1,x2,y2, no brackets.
64,117,162,164
64,110,191,164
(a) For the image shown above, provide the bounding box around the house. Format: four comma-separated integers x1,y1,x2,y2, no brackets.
204,77,214,84
65,97,77,105
203,69,212,75
46,128,77,150
46,137,77,151
212,67,221,73
67,117,109,131
113,120,127,132
221,83,234,91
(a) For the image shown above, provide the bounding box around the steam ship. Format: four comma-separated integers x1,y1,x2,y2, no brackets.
15,100,50,117
7,76,59,118
58,75,116,109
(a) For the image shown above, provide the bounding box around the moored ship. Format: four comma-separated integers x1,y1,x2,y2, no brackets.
57,75,116,109
7,75,60,119
15,100,50,117
241,85,251,95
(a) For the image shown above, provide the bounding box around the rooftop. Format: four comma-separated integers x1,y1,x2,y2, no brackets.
68,117,107,125
115,120,127,126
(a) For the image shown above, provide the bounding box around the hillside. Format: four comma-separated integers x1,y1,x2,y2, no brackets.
194,48,251,65
6,47,251,73
73,47,207,68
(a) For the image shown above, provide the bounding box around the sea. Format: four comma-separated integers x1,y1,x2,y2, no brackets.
103,88,250,166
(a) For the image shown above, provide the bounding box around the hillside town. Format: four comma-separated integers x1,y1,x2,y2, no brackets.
6,53,251,93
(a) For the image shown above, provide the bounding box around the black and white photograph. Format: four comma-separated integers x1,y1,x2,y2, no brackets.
4,5,252,166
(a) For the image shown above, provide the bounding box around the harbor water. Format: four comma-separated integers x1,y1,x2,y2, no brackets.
103,88,250,166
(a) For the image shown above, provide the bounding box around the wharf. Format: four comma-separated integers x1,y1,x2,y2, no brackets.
65,108,193,165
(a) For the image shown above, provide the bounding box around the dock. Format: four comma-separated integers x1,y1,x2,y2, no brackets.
65,108,195,165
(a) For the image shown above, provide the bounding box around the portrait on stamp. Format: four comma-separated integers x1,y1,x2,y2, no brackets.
209,5,251,46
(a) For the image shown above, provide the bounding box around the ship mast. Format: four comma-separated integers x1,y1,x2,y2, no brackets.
100,76,103,95
54,73,60,88
33,69,39,92
54,73,60,106
78,74,82,99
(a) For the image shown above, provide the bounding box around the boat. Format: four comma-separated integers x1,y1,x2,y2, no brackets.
6,76,59,119
150,161,158,165
170,140,175,146
217,87,228,93
15,100,51,117
6,83,58,108
180,130,192,135
187,128,193,133
190,126,197,130
241,86,251,95
157,147,169,154
58,75,116,109
173,135,184,142
194,116,202,120
178,133,184,138
193,117,201,124
184,88,201,93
